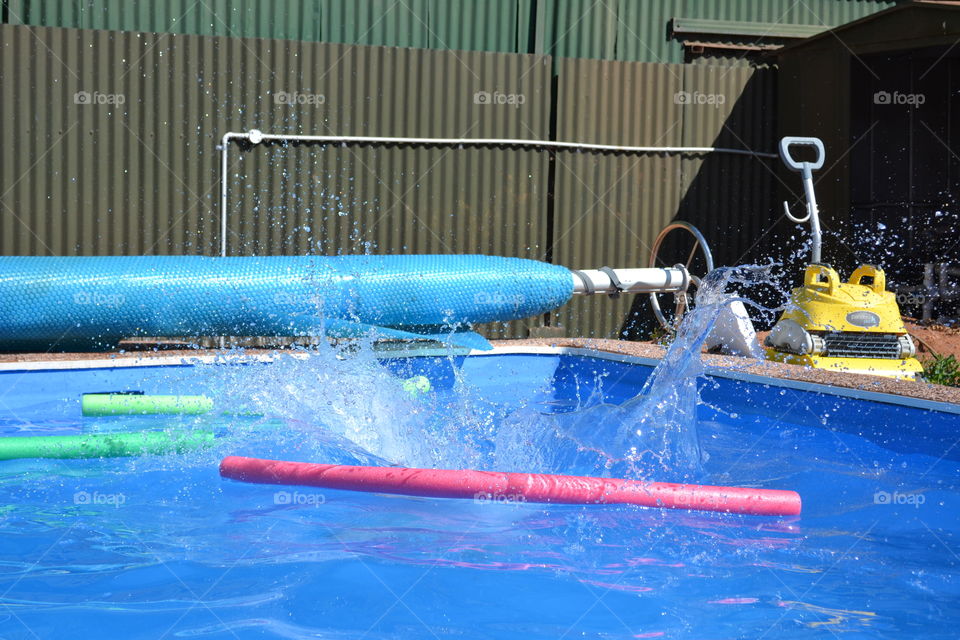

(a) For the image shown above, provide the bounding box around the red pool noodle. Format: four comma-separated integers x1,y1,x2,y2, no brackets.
220,456,801,516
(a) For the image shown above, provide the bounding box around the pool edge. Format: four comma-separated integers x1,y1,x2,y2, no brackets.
1,342,958,415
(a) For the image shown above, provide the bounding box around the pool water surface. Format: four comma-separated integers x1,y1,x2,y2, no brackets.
0,350,957,639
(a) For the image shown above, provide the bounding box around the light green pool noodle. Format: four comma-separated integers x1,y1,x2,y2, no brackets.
0,429,216,460
82,394,214,416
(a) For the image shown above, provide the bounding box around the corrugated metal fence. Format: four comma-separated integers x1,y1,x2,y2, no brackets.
0,23,777,339
5,0,895,64
549,58,778,338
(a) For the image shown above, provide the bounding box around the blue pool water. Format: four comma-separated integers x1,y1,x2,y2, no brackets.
0,351,958,638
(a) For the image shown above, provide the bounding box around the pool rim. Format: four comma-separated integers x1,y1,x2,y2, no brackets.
1,345,958,416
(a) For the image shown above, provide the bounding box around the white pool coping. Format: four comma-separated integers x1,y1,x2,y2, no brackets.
1,345,958,415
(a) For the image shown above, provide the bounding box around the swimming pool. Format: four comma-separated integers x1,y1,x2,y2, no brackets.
0,347,957,638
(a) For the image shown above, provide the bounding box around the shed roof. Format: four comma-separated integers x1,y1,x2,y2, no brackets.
775,1,960,56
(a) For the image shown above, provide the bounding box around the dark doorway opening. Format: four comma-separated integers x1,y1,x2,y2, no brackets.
849,45,960,321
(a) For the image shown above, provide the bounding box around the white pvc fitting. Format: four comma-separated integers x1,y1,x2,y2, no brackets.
571,267,688,295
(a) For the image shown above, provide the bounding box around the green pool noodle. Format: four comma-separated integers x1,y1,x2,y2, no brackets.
82,394,214,416
0,429,216,460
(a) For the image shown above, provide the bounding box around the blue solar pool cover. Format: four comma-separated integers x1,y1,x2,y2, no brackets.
0,255,574,351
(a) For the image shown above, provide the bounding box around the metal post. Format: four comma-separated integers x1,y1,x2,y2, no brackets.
219,132,234,258
923,263,935,322
800,167,821,264
939,262,949,323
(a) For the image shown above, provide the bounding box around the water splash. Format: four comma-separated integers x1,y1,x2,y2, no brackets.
527,266,777,482
201,341,436,466
186,267,772,483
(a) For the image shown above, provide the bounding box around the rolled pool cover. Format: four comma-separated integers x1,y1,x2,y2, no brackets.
219,456,802,516
82,394,214,416
0,430,215,460
0,255,573,351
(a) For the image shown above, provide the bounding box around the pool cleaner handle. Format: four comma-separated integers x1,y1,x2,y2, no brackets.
780,136,825,264
219,457,802,516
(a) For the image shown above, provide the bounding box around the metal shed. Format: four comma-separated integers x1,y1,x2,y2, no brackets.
776,0,960,317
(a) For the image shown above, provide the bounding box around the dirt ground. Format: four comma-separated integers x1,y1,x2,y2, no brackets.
904,320,960,361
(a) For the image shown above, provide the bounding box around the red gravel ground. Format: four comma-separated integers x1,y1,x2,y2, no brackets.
904,320,960,361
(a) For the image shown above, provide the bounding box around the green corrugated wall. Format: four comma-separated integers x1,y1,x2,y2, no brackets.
0,21,782,340
547,58,779,338
1,0,892,339
5,0,897,63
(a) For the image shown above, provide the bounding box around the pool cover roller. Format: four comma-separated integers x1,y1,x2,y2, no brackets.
0,430,215,460
220,456,802,516
0,255,574,351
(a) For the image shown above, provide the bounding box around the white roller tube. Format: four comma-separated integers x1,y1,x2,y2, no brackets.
571,267,689,295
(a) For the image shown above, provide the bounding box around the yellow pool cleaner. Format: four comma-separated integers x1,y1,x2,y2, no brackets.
763,138,922,380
